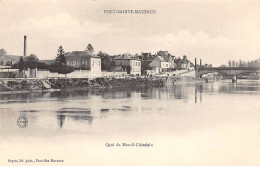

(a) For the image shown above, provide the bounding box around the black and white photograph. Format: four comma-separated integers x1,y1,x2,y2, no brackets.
0,0,260,166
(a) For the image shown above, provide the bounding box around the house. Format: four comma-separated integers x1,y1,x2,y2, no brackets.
175,55,191,70
113,54,141,75
64,51,101,75
157,51,175,69
0,55,25,66
139,52,155,61
149,56,170,74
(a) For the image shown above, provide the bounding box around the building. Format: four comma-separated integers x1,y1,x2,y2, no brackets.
64,51,101,75
175,55,191,70
0,55,25,66
139,52,155,61
149,56,170,74
113,54,141,75
157,51,175,69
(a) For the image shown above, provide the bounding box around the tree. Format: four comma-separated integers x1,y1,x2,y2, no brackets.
18,57,25,71
232,60,236,67
26,54,39,61
228,60,232,67
12,61,48,69
86,44,94,54
49,46,74,74
97,51,103,57
54,46,66,66
0,48,7,56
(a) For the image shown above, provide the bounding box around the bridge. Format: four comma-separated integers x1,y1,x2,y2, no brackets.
196,67,260,82
193,58,260,82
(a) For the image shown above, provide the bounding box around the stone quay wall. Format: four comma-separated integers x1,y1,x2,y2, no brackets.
0,77,165,93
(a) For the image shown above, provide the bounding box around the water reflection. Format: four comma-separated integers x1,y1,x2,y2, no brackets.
195,84,203,104
57,114,94,127
218,81,260,94
1,80,259,104
53,80,260,129
56,108,93,127
0,79,259,136
57,114,65,128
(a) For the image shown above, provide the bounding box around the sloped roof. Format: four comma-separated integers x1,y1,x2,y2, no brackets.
2,55,25,62
114,55,132,60
157,51,169,56
157,56,167,62
175,58,191,64
65,51,99,58
142,52,152,56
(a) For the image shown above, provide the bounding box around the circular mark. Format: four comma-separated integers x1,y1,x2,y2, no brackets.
17,116,28,128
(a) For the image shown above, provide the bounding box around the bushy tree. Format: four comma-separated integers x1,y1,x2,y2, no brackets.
12,61,48,69
49,65,74,74
97,51,114,71
26,54,39,61
0,48,6,56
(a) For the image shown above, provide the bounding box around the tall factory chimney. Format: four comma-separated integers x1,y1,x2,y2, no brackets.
24,36,27,56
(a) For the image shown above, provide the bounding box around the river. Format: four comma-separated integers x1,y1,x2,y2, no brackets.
0,80,260,165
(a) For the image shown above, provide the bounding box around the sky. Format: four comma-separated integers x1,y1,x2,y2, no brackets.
0,0,260,66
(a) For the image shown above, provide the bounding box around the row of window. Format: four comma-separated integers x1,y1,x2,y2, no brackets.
92,60,101,67
131,62,141,66
162,63,169,67
68,59,87,66
67,60,101,66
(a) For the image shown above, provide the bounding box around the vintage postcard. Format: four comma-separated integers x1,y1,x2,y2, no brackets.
0,0,260,166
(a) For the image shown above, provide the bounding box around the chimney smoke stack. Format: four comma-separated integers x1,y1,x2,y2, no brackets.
24,36,27,56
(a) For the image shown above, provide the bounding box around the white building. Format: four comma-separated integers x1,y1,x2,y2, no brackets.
114,54,141,75
149,56,170,74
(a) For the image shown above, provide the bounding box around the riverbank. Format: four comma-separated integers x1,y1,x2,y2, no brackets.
0,77,165,94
